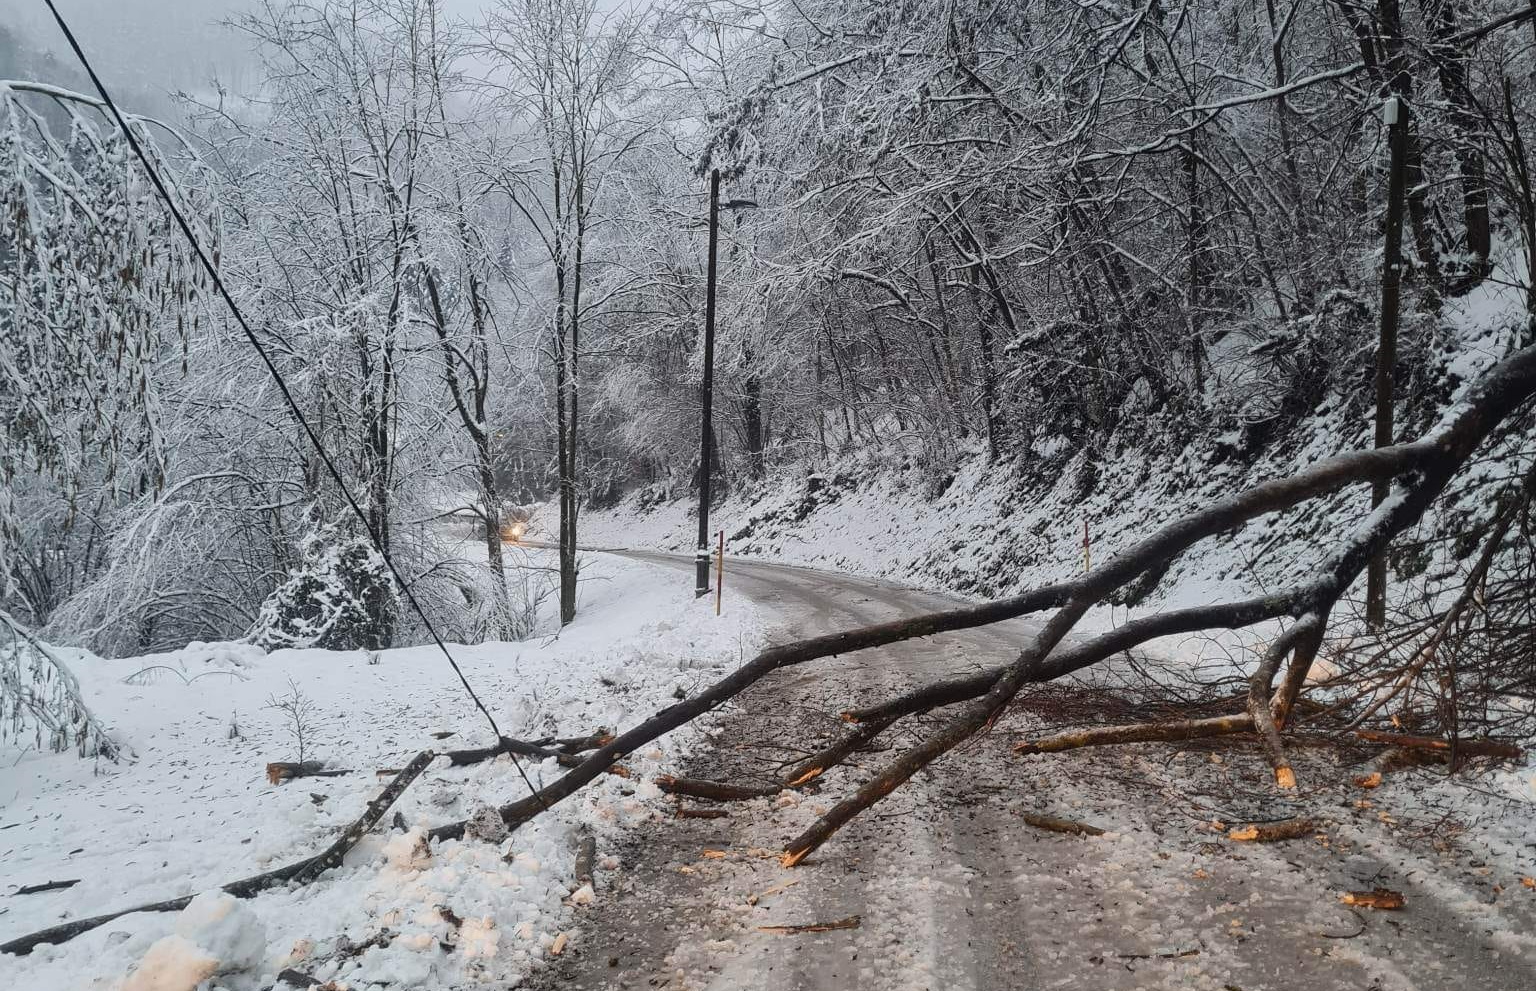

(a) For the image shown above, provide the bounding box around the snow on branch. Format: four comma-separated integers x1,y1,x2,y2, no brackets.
0,79,219,587
0,610,120,761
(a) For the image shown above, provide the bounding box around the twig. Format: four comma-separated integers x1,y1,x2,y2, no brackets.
1,750,435,955
11,880,79,896
758,914,861,934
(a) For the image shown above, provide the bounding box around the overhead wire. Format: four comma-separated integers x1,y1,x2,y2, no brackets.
41,0,547,810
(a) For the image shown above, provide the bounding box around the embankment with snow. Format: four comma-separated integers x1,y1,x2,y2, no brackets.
585,265,1532,641
0,550,762,991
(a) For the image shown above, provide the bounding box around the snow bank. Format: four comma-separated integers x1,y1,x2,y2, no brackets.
0,550,763,990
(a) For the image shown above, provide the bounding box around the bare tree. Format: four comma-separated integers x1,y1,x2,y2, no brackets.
480,0,650,624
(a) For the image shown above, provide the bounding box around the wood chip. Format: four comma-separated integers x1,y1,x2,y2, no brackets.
758,914,861,935
1340,888,1405,910
550,931,568,956
748,879,801,906
1354,771,1383,789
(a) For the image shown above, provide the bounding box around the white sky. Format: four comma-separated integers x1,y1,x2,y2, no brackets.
2,0,511,94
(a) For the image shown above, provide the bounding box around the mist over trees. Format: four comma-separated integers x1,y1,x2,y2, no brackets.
3,0,1536,656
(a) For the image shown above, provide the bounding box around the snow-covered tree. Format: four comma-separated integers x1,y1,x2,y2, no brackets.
250,527,397,651
0,79,216,592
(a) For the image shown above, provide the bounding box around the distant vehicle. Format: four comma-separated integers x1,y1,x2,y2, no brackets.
499,504,536,543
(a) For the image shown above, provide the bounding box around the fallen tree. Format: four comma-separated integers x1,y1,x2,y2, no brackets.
434,341,1536,865
6,343,1535,955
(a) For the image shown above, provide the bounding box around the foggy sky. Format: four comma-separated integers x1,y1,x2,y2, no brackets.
2,0,504,97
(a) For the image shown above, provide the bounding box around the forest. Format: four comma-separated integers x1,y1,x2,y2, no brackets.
3,0,1530,654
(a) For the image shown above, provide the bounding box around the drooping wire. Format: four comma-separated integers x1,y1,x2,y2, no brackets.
42,0,547,809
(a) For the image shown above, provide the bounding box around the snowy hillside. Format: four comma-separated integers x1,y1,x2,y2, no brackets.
586,264,1533,635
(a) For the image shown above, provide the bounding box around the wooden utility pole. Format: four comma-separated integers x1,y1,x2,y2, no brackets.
1368,95,1409,629
695,168,721,598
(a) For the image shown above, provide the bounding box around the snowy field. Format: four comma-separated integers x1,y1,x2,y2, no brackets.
0,552,763,990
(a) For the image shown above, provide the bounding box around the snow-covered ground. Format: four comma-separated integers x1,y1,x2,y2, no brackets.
0,551,763,990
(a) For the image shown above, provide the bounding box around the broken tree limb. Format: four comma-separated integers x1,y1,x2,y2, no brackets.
1,749,436,956
1227,818,1316,842
1016,811,1106,836
1270,621,1327,730
623,714,909,803
1014,713,1256,755
545,731,615,755
849,591,1329,727
12,879,79,895
427,577,1082,843
288,750,436,884
781,594,1099,866
1247,618,1324,789
780,345,1536,864
573,831,596,886
1341,888,1405,910
783,715,901,787
758,914,861,934
614,714,910,805
266,761,350,785
444,736,567,766
1351,730,1522,760
843,675,995,723
654,775,779,802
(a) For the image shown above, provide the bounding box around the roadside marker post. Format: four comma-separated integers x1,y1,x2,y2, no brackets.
716,531,724,616
1083,518,1092,572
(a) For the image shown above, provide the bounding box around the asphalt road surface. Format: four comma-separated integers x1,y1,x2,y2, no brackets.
530,549,1536,991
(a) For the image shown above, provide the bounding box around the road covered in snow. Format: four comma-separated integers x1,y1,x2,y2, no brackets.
0,550,764,990
538,551,1536,991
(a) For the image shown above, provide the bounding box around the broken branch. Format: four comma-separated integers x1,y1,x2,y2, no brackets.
1,749,436,955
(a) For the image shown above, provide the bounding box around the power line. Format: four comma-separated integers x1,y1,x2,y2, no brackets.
42,0,546,810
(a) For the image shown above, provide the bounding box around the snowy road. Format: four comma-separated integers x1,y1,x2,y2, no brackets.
538,549,1536,991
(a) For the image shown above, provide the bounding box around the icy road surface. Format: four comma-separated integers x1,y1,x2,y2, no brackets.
537,550,1536,991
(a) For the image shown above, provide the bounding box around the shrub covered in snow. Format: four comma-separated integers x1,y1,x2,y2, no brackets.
251,529,398,651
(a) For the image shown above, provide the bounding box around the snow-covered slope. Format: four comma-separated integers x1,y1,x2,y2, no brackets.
586,266,1532,633
0,551,763,990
